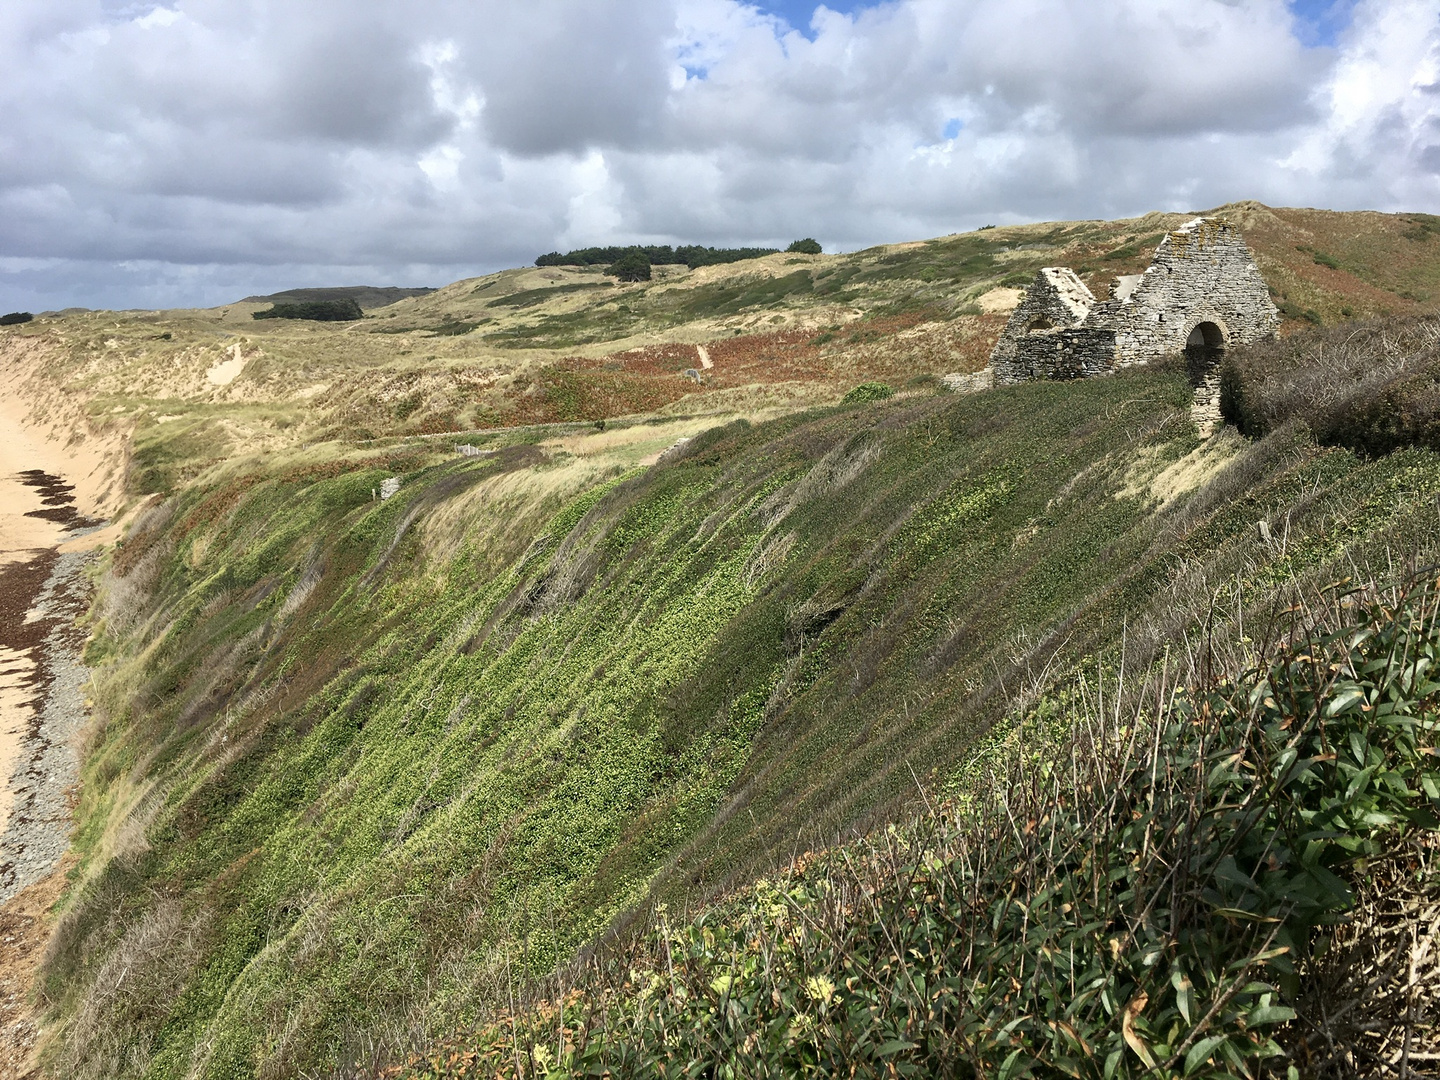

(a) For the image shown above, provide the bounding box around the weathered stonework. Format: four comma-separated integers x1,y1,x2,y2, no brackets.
988,218,1280,421
990,267,1096,384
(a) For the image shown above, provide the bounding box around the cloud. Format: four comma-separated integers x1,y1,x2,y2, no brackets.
0,0,1436,311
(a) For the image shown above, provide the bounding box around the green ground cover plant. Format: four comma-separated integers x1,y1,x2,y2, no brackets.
840,381,893,404
396,574,1440,1078
37,331,1440,1077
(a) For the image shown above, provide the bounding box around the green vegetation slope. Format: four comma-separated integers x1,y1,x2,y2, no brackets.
400,580,1440,1077
39,342,1440,1076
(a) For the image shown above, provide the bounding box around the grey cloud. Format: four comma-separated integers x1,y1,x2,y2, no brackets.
460,1,679,155
0,0,1437,313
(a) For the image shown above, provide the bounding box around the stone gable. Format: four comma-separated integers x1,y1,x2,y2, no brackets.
989,267,1096,383
989,217,1279,414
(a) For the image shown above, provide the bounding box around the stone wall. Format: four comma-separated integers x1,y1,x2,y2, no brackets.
1014,327,1118,381
991,267,1096,384
1092,217,1279,366
986,217,1279,389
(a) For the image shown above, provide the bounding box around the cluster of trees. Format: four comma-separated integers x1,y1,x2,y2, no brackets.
535,239,823,284
252,298,364,322
536,244,782,270
1,311,34,325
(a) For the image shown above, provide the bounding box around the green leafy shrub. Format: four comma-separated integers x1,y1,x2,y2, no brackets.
606,252,653,283
396,579,1440,1079
431,320,483,336
841,381,894,404
252,298,364,321
1221,316,1440,456
0,310,34,325
786,238,822,255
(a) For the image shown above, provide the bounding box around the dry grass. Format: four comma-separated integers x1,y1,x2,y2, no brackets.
6,200,1438,507
1222,315,1440,456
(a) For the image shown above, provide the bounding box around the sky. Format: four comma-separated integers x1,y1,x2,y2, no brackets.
1,0,1438,312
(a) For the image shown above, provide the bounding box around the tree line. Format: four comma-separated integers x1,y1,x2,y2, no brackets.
536,240,822,282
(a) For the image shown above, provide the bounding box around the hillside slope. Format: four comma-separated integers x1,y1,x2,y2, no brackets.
7,204,1440,1076
35,354,1440,1077
4,202,1440,491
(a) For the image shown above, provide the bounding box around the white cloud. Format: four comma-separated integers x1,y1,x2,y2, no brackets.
0,0,1436,311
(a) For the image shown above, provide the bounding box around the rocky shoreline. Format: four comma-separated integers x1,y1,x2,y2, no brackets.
0,548,94,905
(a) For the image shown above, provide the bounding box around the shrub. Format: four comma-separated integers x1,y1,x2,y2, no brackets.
841,381,894,404
252,299,363,321
0,311,34,325
605,252,652,283
786,238,822,255
1221,315,1440,456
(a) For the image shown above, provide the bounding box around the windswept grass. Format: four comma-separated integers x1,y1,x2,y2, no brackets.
35,332,1440,1077
395,573,1440,1079
1222,315,1440,457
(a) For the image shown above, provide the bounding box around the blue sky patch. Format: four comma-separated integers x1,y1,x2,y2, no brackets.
1287,0,1359,48
943,118,964,140
752,1,880,37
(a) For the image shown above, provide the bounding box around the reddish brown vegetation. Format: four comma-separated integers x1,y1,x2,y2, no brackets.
494,316,1000,426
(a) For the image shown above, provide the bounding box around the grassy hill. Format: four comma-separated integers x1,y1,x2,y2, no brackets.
5,201,1440,498
4,203,1440,1076
34,360,1440,1076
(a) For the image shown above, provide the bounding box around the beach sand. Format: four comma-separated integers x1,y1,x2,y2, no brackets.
0,381,126,1076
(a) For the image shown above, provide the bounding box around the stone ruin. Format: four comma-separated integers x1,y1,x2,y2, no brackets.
987,216,1279,426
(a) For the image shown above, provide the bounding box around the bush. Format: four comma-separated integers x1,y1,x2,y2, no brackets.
786,238,822,255
0,311,34,325
605,252,652,283
841,381,894,404
1221,315,1440,456
252,299,363,322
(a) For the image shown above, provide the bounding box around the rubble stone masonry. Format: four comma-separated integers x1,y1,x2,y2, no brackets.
989,218,1280,401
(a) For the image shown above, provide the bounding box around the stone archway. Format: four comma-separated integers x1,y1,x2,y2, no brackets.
1184,320,1227,432
1027,316,1053,332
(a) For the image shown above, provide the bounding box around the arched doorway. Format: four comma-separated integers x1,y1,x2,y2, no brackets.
1184,321,1226,431
1027,316,1053,332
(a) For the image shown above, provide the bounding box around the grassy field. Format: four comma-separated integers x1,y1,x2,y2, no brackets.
7,204,1440,1077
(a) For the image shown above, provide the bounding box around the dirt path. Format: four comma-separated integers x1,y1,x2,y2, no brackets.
696,344,712,369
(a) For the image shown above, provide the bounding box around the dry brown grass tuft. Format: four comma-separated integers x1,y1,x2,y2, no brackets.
1222,315,1440,456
